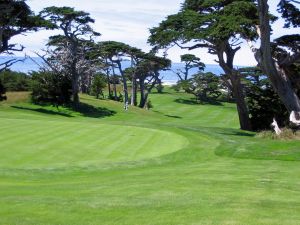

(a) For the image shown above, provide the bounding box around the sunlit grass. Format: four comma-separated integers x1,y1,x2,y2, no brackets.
0,90,300,225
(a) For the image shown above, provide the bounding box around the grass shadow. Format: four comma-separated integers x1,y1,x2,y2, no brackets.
75,102,116,118
174,98,199,105
12,103,116,119
11,106,74,117
164,114,182,119
150,91,171,95
174,98,223,106
216,129,255,137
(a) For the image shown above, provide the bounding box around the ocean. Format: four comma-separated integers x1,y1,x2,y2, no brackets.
0,56,224,85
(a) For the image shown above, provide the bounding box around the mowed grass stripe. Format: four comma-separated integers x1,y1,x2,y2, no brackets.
0,118,187,169
1,91,300,224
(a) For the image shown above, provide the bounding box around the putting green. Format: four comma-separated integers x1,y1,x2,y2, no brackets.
0,118,188,169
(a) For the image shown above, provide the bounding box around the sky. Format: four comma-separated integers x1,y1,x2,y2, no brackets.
11,0,300,66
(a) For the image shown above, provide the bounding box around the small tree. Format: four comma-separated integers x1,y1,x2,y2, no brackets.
186,72,222,103
174,54,205,81
91,73,106,99
135,55,171,108
31,70,72,107
0,70,31,91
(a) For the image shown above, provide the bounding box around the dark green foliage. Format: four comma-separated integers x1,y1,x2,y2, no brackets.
31,71,72,107
149,0,258,48
272,34,300,90
149,0,258,131
174,72,221,102
146,99,153,109
175,54,205,81
95,41,145,104
273,34,300,60
0,80,6,101
135,55,171,108
97,41,144,58
189,72,222,102
242,67,288,131
172,80,191,92
0,0,53,54
0,70,31,91
40,6,100,108
278,0,300,28
91,74,107,99
156,81,164,93
39,6,100,38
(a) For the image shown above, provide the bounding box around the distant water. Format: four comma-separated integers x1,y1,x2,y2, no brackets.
0,56,224,85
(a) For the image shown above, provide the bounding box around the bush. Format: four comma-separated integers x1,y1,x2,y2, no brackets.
31,71,72,107
0,80,7,101
146,99,153,109
0,70,31,91
156,83,164,93
245,77,288,131
171,80,190,93
90,73,106,99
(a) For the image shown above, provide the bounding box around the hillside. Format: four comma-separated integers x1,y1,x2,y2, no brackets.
0,90,300,225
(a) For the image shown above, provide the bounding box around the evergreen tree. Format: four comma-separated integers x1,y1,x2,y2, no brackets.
40,6,100,108
91,73,106,99
149,0,258,130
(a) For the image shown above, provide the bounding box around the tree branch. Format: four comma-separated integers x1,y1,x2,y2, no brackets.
174,41,214,50
279,52,300,66
0,58,24,72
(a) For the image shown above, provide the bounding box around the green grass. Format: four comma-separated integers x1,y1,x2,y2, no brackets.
0,90,300,225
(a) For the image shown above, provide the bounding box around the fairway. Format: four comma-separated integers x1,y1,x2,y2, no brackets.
1,91,300,225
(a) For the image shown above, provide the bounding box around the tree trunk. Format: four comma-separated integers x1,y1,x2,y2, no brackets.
139,79,147,108
72,76,80,109
131,75,137,106
217,43,252,131
231,74,252,130
258,0,300,112
105,69,111,98
116,61,129,104
105,60,111,98
184,64,189,80
112,66,118,101
70,42,80,109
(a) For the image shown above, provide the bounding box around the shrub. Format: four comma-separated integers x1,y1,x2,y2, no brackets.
146,99,153,109
242,67,289,131
31,71,72,107
0,80,7,101
0,70,31,91
90,73,107,99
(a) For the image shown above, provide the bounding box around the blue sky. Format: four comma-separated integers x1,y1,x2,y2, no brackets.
12,0,300,66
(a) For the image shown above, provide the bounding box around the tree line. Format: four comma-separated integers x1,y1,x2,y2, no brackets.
0,1,170,110
0,0,299,131
149,0,300,131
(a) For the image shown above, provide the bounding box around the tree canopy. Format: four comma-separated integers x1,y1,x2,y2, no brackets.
149,0,259,131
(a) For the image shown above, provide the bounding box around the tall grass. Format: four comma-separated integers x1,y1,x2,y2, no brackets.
256,128,300,140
